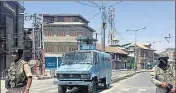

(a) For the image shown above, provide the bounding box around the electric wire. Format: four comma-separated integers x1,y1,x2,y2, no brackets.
74,1,99,9
87,1,101,8
109,1,123,7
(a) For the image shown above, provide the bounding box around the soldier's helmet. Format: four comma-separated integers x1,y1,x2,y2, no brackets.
158,51,169,60
10,48,23,58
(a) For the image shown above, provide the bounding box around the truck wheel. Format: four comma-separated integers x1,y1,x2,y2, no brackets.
58,85,66,93
103,78,110,89
88,79,97,93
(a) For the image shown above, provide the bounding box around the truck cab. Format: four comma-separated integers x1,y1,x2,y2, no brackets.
54,36,112,93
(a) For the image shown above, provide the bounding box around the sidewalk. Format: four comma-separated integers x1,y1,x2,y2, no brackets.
33,75,53,80
111,70,141,83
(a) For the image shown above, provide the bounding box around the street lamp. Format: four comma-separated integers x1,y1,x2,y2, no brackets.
126,27,146,70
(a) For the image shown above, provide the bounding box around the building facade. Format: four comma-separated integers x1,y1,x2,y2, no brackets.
166,48,175,61
96,44,128,69
0,1,25,75
41,14,95,56
125,43,154,70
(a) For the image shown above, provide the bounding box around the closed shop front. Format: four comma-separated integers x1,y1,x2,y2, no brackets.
0,1,24,77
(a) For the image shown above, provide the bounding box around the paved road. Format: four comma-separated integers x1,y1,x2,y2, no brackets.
0,70,136,93
101,72,156,93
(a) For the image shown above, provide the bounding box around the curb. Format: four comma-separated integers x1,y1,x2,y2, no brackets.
33,71,142,80
111,71,141,84
33,76,54,80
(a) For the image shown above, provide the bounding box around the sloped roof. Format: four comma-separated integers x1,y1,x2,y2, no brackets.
129,43,150,49
96,44,128,54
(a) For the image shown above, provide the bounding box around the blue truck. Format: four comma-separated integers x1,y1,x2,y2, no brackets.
54,36,112,93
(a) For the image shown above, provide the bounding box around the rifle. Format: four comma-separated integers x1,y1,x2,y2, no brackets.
166,84,174,93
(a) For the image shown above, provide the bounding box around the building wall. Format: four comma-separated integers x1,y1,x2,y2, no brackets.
43,16,88,25
127,46,154,70
166,48,175,60
0,1,24,72
43,15,94,55
44,42,77,54
44,26,93,37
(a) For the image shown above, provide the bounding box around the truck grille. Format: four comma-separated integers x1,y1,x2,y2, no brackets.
57,74,80,79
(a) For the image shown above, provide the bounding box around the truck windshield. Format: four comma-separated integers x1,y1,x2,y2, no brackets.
62,52,92,65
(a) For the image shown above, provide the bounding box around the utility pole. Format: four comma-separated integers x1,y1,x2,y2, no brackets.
127,27,146,70
23,13,43,75
32,13,36,60
101,3,106,52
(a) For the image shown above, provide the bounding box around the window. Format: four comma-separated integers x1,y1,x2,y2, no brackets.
74,17,79,22
70,32,74,36
57,16,64,22
45,45,54,52
54,16,57,22
43,16,54,23
87,33,91,37
69,46,78,51
64,17,74,22
59,46,66,53
77,31,83,36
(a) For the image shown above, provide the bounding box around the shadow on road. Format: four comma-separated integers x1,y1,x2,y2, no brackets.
66,86,113,93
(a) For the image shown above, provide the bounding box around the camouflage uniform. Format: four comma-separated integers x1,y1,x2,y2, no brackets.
151,52,175,93
5,48,32,93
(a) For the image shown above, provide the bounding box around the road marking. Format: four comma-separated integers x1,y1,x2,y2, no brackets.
138,89,147,91
121,88,130,91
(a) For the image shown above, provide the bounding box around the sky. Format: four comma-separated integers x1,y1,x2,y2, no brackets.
23,1,175,53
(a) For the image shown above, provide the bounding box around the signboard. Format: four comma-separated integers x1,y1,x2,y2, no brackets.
45,57,57,69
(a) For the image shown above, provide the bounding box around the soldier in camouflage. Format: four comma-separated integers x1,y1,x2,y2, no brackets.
151,52,175,93
5,48,32,93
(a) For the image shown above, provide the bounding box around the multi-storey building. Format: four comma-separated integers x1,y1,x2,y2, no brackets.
125,43,154,70
96,44,128,69
41,14,95,57
0,1,24,75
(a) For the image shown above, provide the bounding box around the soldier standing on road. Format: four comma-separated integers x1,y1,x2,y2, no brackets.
5,48,33,93
150,52,175,93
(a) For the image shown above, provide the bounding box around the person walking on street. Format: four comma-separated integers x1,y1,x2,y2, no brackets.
5,48,33,93
150,52,175,93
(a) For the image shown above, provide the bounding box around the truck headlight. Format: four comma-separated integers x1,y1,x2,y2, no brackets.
80,74,90,79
